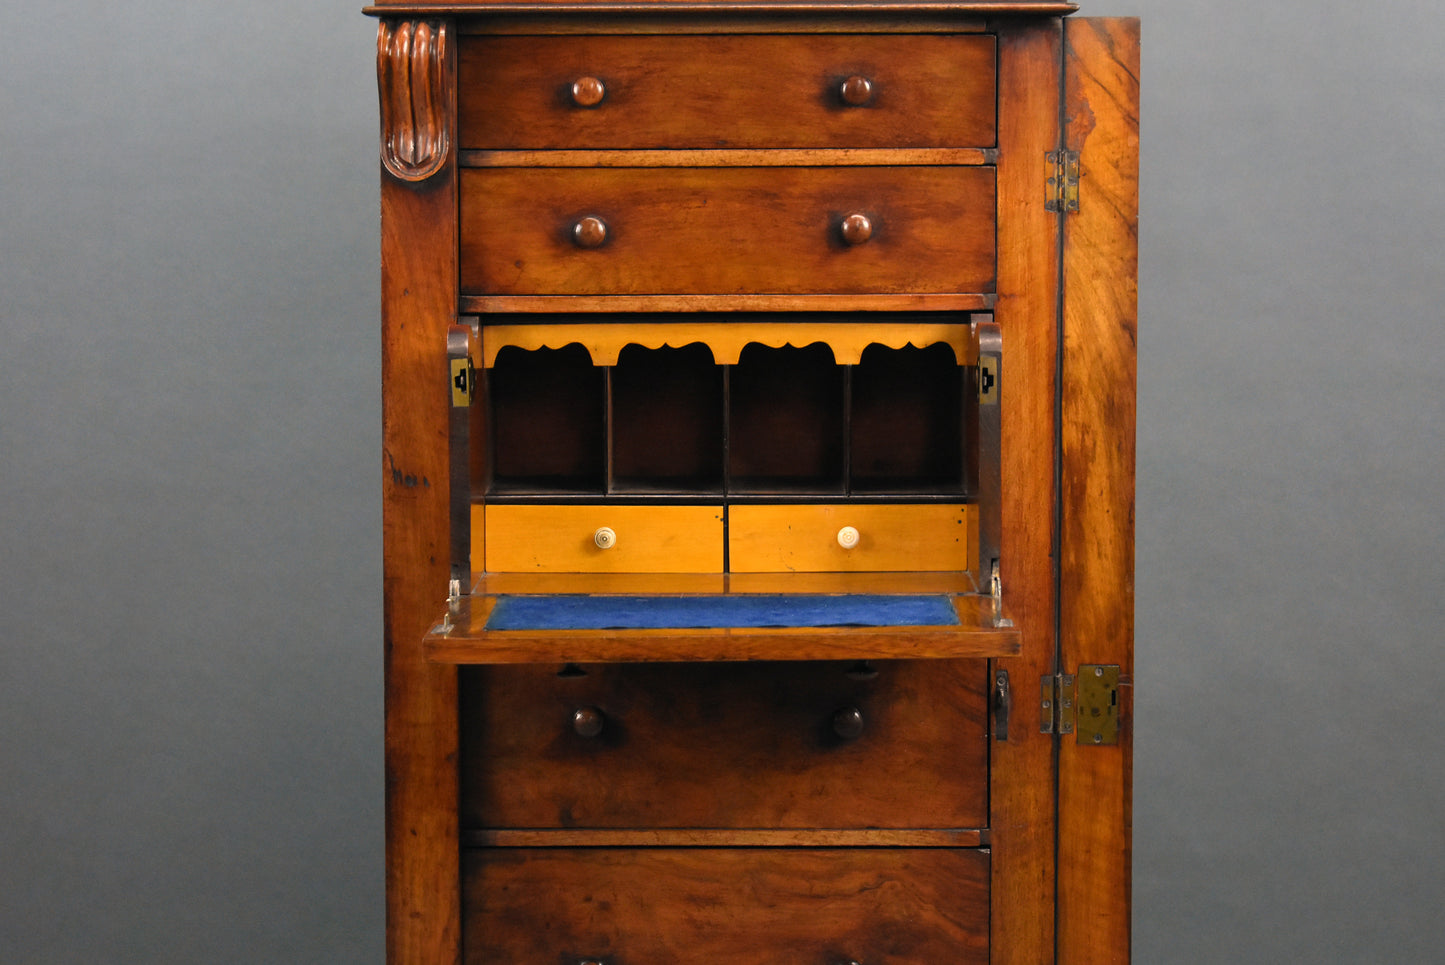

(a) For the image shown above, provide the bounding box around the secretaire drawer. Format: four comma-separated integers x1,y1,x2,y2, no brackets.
730,504,975,573
459,165,995,297
459,660,988,829
484,504,723,573
464,847,989,965
458,33,996,150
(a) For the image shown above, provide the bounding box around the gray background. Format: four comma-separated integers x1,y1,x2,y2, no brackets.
2,0,1441,961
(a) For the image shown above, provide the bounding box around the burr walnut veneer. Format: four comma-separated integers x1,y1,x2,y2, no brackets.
370,2,1137,962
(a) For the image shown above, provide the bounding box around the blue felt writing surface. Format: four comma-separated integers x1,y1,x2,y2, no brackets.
485,594,960,631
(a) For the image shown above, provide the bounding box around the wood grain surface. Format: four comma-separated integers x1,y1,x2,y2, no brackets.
1058,17,1139,965
379,27,462,963
460,292,995,313
987,18,1062,965
460,659,988,828
458,33,995,149
729,503,975,572
484,503,725,572
462,846,990,965
459,165,995,296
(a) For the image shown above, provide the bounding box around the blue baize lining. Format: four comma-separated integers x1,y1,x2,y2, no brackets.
485,594,960,631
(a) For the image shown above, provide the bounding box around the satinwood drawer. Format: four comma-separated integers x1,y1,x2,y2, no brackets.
459,660,988,829
463,846,989,965
484,504,724,573
459,165,995,296
730,503,975,573
458,33,996,150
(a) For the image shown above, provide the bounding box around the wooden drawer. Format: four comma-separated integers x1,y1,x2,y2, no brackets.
730,504,975,572
459,165,995,296
459,660,987,829
484,504,723,573
458,33,996,150
464,847,989,965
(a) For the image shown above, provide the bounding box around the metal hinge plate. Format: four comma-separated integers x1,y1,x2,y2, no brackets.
1041,665,1119,744
1046,150,1080,214
450,356,475,407
1040,673,1076,736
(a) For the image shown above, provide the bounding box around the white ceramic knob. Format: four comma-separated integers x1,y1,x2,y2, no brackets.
594,526,617,550
837,526,860,550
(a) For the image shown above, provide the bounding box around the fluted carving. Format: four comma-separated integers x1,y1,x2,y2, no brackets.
377,19,453,182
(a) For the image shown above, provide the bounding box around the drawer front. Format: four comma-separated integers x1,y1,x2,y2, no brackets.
484,504,723,573
459,34,996,150
460,660,987,829
459,165,995,296
730,504,975,573
464,847,989,965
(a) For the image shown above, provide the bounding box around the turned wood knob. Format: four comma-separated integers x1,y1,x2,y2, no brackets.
839,75,874,106
593,526,617,549
572,706,605,738
839,213,872,246
832,706,865,740
837,525,860,549
571,76,606,107
573,216,608,248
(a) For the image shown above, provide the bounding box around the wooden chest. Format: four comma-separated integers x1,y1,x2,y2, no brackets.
369,2,1137,962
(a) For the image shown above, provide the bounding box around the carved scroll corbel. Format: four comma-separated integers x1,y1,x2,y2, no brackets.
376,19,454,182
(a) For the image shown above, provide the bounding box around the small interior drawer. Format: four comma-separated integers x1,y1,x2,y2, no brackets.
730,503,975,573
464,846,989,965
459,165,995,297
458,33,996,150
484,504,723,573
459,660,988,829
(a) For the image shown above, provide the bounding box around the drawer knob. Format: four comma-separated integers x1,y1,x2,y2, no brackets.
572,706,606,738
836,525,860,549
593,526,617,549
839,213,872,246
571,76,606,107
573,216,609,248
832,706,865,740
839,75,874,106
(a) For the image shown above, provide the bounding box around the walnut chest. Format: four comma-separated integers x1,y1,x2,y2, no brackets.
368,1,1137,961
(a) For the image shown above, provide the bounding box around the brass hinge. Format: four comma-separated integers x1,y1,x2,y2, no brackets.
1041,665,1119,744
1040,673,1076,736
1046,150,1080,214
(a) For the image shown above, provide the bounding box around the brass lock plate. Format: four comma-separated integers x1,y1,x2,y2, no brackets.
1075,664,1120,746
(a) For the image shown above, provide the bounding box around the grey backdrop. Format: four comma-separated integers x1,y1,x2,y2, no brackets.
3,0,1441,961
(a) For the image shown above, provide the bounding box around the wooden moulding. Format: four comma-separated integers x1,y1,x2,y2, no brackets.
461,148,997,167
463,828,985,847
448,14,990,34
366,3,1077,16
478,320,978,367
376,19,454,181
461,292,995,313
423,588,1019,663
